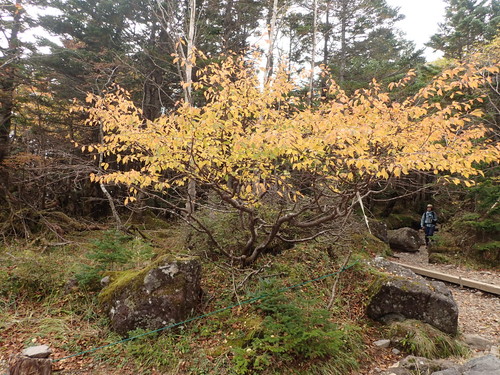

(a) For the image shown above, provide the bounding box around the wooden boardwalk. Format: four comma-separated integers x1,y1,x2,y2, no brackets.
392,262,500,296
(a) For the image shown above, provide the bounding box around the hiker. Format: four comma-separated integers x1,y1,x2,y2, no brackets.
421,204,437,247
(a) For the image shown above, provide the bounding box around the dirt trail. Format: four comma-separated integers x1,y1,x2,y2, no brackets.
390,246,500,344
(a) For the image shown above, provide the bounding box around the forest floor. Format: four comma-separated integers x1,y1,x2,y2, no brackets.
1,237,498,375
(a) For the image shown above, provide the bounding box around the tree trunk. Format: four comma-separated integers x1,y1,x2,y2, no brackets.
142,21,164,120
222,0,235,51
264,0,279,84
339,3,347,84
308,0,317,105
184,0,196,105
0,0,22,168
98,125,122,229
8,355,52,375
185,0,197,215
321,0,331,96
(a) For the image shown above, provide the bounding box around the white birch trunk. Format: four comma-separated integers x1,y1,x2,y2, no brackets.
185,0,197,215
264,0,279,84
309,0,317,105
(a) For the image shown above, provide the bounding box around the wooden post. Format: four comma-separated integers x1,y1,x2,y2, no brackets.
8,345,52,375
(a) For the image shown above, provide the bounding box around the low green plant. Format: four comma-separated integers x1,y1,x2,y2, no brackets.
183,207,247,257
428,253,453,264
388,320,469,359
74,230,154,290
230,283,360,374
119,329,194,373
473,241,500,263
457,213,500,233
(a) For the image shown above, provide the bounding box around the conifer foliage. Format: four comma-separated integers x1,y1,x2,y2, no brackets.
428,0,500,59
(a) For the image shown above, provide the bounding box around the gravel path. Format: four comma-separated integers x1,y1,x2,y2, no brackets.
390,246,500,344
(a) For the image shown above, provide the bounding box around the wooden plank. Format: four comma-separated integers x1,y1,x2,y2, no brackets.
392,262,500,296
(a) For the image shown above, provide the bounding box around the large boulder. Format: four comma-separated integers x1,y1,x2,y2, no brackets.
431,355,500,375
100,255,202,336
387,227,424,252
367,258,458,335
384,355,500,375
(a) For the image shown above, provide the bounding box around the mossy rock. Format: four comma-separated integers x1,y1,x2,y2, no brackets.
99,254,202,336
429,253,453,265
367,258,458,335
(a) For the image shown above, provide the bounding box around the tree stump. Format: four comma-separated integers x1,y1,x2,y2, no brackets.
8,345,52,375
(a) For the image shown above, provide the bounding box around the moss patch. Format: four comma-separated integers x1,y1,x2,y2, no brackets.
98,254,199,306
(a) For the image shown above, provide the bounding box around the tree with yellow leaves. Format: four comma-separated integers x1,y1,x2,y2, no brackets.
78,55,499,265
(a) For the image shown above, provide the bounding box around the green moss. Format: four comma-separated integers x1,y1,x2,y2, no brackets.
351,233,391,257
98,254,199,306
98,268,145,306
365,266,394,301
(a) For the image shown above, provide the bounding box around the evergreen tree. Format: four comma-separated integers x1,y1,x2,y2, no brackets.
427,0,500,59
341,28,425,91
37,0,141,96
199,0,265,55
324,0,424,91
0,0,35,164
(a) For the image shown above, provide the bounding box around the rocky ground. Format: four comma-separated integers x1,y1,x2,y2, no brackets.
390,245,500,345
359,245,500,375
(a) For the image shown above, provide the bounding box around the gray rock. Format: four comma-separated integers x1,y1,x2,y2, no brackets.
387,227,424,252
8,355,52,375
431,355,500,375
382,369,412,375
101,255,202,336
21,345,52,358
63,278,78,294
463,334,493,351
380,313,406,325
431,369,461,375
462,354,500,375
370,220,389,243
374,339,391,348
400,356,457,374
100,276,110,287
367,259,458,335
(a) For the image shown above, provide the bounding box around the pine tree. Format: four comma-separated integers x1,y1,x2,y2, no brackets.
199,0,265,55
323,0,424,92
427,0,500,59
1,0,26,164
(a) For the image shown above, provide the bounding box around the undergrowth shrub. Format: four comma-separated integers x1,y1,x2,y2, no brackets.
74,230,154,290
231,281,360,374
388,320,469,359
448,212,500,267
121,329,190,371
183,207,247,257
472,241,500,264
